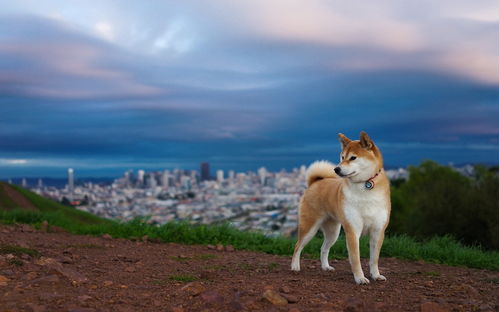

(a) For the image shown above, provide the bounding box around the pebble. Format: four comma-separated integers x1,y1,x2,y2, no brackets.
171,307,185,312
216,244,224,251
78,295,92,302
281,293,299,303
181,281,206,296
0,275,10,286
103,280,114,287
23,271,38,281
262,289,288,306
124,266,136,273
343,297,365,312
207,244,216,250
201,290,224,305
102,234,113,239
280,286,291,294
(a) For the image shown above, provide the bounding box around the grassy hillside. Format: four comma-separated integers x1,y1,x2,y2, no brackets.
0,182,110,226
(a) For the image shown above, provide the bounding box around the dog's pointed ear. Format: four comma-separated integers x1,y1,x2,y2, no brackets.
338,133,352,149
359,131,373,149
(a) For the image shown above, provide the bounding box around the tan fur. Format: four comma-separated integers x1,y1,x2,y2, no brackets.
291,131,391,285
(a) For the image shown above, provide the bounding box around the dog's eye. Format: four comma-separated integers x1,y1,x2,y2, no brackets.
349,156,357,161
341,156,345,160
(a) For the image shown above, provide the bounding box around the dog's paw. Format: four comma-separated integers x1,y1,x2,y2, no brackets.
321,265,335,271
354,275,370,285
291,264,301,272
371,274,386,281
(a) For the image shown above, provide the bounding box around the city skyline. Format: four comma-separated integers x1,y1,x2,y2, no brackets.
1,1,499,177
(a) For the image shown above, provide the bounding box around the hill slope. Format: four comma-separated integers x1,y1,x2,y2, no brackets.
0,181,108,226
0,224,498,312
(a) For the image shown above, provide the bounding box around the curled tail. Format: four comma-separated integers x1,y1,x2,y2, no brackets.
306,160,336,187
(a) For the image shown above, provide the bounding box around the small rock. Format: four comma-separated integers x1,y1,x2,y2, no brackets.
343,297,365,312
0,275,10,286
463,284,480,297
40,220,49,232
280,286,291,294
103,280,113,287
226,245,235,252
124,266,136,273
24,272,38,281
289,309,301,312
59,256,74,264
171,307,185,312
181,282,206,296
102,234,112,239
420,302,450,312
78,295,92,302
20,224,35,232
281,293,299,303
216,244,224,251
35,257,62,268
207,244,216,250
201,290,224,305
54,267,88,284
262,289,288,306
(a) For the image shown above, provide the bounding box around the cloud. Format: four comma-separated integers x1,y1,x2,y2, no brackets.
0,16,162,99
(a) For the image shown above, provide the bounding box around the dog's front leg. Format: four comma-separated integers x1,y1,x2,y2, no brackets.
344,227,369,285
369,229,387,281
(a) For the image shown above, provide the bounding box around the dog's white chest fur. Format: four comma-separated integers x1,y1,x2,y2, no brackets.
342,184,388,236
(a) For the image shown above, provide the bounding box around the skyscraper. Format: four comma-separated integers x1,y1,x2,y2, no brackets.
200,162,210,181
137,169,145,187
67,168,74,201
216,169,224,182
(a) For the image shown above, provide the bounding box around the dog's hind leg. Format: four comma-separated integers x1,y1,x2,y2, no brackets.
291,214,323,271
320,218,341,271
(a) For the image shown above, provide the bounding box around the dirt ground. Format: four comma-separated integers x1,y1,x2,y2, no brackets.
0,224,498,312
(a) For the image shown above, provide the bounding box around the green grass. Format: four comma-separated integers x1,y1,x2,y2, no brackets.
1,209,498,271
0,244,41,258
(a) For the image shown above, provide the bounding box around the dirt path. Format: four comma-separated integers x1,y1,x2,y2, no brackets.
0,224,498,312
0,183,37,211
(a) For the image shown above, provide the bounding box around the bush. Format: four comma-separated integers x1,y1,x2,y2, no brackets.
389,161,499,249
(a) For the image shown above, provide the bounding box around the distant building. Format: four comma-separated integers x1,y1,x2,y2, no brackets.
67,168,74,201
200,162,210,181
137,169,145,186
37,178,43,188
216,170,224,182
22,178,28,188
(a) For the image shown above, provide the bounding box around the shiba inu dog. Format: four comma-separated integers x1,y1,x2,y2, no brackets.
291,131,390,284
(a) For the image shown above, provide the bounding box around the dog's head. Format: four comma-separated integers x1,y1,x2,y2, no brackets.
334,131,383,183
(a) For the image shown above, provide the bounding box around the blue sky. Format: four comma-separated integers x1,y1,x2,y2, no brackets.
1,0,499,177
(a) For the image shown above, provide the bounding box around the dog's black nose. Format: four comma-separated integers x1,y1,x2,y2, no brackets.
334,167,341,174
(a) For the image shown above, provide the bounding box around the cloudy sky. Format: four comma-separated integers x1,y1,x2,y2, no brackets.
1,0,499,177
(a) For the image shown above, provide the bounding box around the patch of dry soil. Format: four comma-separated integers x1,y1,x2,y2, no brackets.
0,224,498,312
